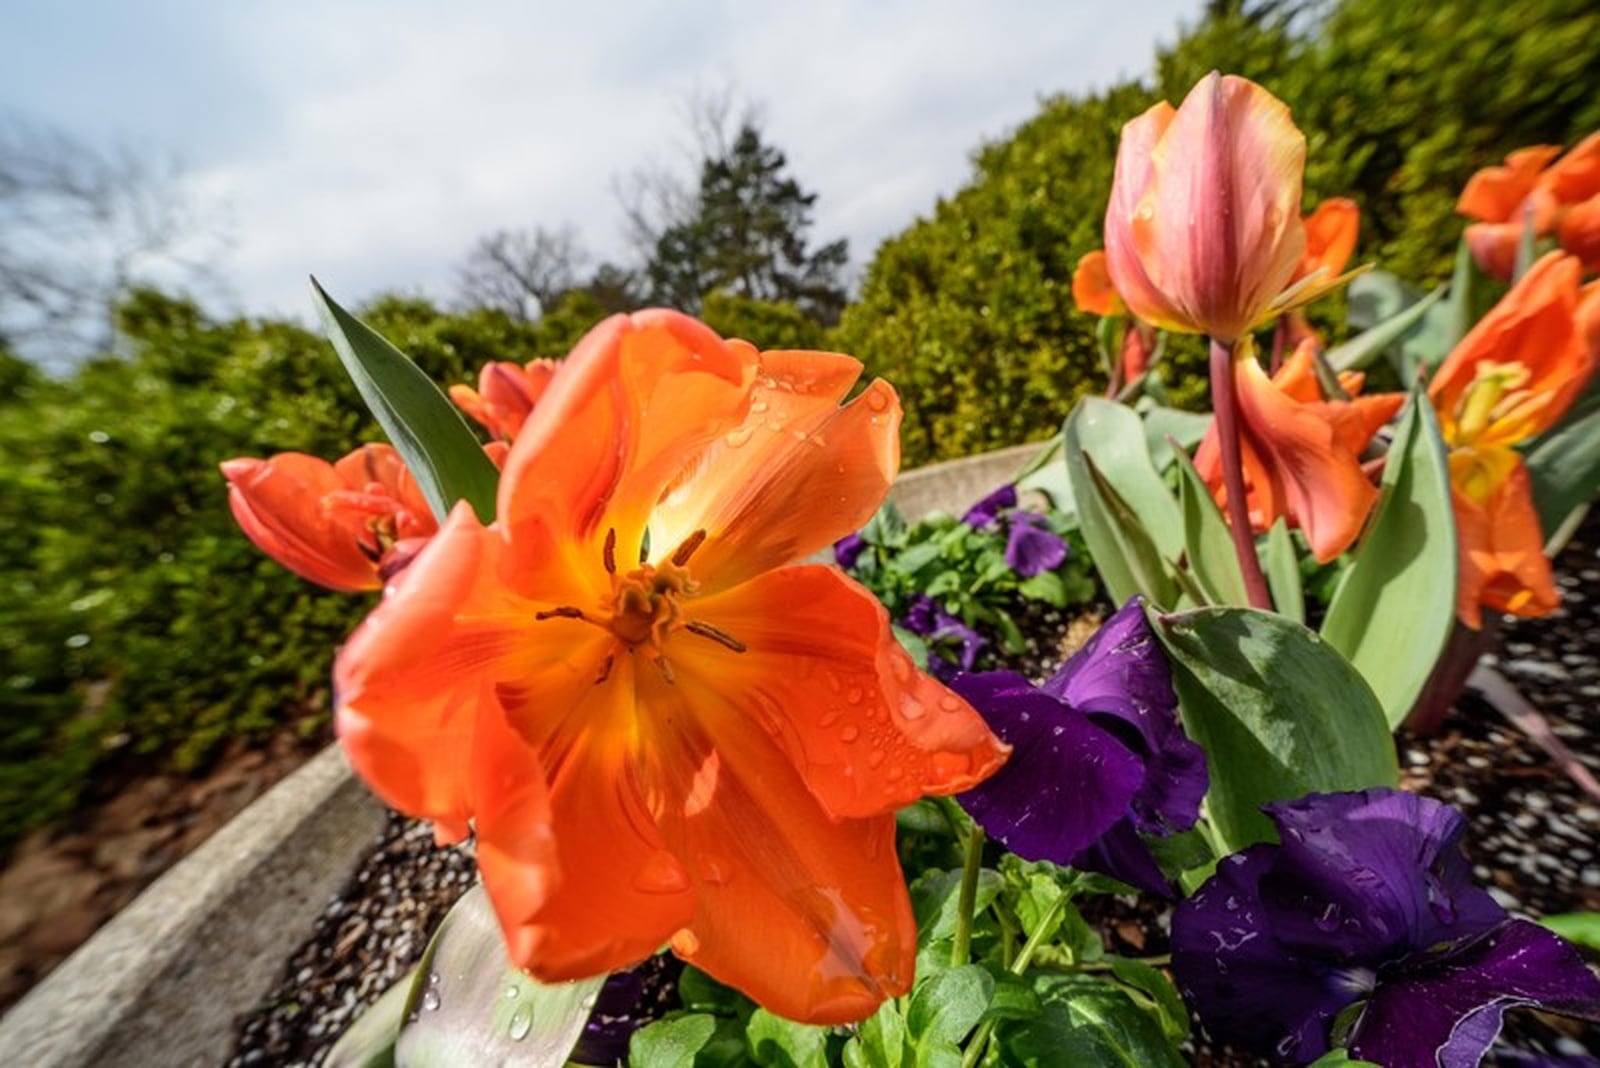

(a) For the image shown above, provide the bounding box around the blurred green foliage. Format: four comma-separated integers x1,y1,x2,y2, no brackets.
836,0,1600,466
0,290,569,852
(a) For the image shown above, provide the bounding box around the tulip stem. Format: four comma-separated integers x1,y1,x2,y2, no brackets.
1209,336,1274,610
951,820,986,967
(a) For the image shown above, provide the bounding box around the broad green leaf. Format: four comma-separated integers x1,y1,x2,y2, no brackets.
907,964,993,1050
1105,957,1189,1044
1262,519,1303,624
842,1003,911,1068
312,279,500,524
629,1014,719,1068
1137,401,1211,473
1015,433,1075,514
1540,911,1600,951
326,971,410,1068
1322,393,1456,728
747,1009,829,1068
1063,397,1184,607
1002,974,1184,1068
1154,606,1398,851
1325,285,1444,372
394,885,604,1067
1440,234,1483,353
1525,379,1600,550
1172,448,1248,606
910,867,1004,943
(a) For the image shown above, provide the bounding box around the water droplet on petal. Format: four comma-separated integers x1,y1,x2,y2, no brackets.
819,708,842,728
840,724,861,743
634,853,691,894
899,693,927,721
507,1004,533,1040
699,853,734,886
749,398,770,414
938,693,964,713
865,388,890,413
723,426,755,449
867,749,887,768
845,686,863,705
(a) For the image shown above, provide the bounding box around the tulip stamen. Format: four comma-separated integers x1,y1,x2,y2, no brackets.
671,529,708,566
536,606,587,621
684,619,747,653
603,528,617,575
594,653,614,685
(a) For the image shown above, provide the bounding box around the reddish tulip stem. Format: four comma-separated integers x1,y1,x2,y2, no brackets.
1209,336,1274,610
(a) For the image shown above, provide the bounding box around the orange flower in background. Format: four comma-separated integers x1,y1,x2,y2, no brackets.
221,444,436,592
1104,72,1318,342
1072,249,1124,317
334,311,1008,1023
1294,198,1360,284
449,358,559,440
1430,253,1597,450
1459,134,1600,279
1449,447,1557,629
1194,338,1404,562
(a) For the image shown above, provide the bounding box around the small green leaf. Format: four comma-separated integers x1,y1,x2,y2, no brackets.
1018,569,1067,607
629,1013,720,1068
394,885,604,1066
1262,519,1303,623
1172,448,1248,606
1105,958,1189,1044
1540,911,1600,950
1322,392,1456,728
842,1003,911,1068
1307,1050,1382,1067
311,279,500,524
1155,606,1398,852
1063,398,1183,607
907,964,993,1049
746,1009,829,1068
1001,974,1184,1068
911,867,1004,943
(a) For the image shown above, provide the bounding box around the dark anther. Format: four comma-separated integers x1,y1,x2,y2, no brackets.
684,619,747,653
671,529,708,566
654,655,676,684
595,654,614,685
535,606,586,621
603,528,617,575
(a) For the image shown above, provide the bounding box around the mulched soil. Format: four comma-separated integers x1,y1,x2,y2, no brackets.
175,514,1600,1062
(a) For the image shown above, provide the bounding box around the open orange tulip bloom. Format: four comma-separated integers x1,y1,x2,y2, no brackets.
1430,253,1597,451
1104,72,1316,342
1195,338,1403,563
1459,134,1600,279
333,310,1009,1023
449,358,560,441
221,444,436,592
1449,447,1557,629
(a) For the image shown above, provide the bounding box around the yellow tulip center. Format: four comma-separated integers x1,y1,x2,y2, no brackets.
1453,360,1531,445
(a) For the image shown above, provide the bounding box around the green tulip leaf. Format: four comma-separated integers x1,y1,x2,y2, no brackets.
1326,284,1444,373
1525,379,1600,552
1262,519,1304,623
312,278,500,524
1154,605,1398,852
1322,391,1456,728
1172,448,1248,606
326,970,411,1068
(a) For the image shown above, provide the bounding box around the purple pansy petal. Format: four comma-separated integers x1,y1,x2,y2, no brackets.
952,671,1145,863
962,483,1018,528
1260,790,1506,962
1172,846,1358,1063
935,615,988,672
900,595,940,636
1071,817,1175,898
1043,598,1175,738
1126,726,1208,836
1349,919,1600,1068
1005,511,1069,576
833,531,867,570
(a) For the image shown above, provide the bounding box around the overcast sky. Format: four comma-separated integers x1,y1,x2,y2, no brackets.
3,1,1198,325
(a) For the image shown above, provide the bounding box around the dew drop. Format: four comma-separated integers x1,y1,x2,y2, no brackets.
823,671,843,694
840,724,861,743
867,749,887,768
899,694,927,721
845,686,864,705
507,1004,533,1041
723,426,755,449
938,693,964,713
1224,896,1239,912
633,854,691,894
865,388,890,413
886,765,905,782
580,991,598,1013
421,988,442,1012
504,984,520,999
749,398,770,414
699,853,734,886
819,708,842,728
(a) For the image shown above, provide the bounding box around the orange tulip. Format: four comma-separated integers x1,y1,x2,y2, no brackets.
1449,447,1557,629
1294,198,1360,284
221,444,436,592
1430,253,1597,451
1105,72,1321,342
1194,338,1404,563
1459,134,1600,279
449,358,559,440
333,310,1008,1023
1072,249,1124,317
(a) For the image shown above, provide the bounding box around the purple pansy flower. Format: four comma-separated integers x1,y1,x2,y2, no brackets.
1172,789,1600,1067
962,483,1018,528
900,594,987,681
832,531,867,570
1005,510,1069,577
949,598,1207,895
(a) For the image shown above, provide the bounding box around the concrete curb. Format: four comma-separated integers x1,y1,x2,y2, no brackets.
0,441,1046,1065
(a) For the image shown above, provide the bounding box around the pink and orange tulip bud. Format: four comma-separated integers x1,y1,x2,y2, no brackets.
1194,338,1404,563
1104,72,1311,343
221,443,437,592
1460,134,1600,279
1430,252,1598,451
449,358,559,441
1449,447,1557,629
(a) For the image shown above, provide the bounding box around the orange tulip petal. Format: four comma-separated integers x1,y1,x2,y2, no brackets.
497,311,754,599
221,453,380,591
1463,220,1524,282
1457,145,1561,222
1297,198,1360,283
481,657,696,981
1543,132,1600,206
1557,194,1600,272
678,565,1009,820
637,674,916,1024
1072,250,1123,317
652,352,900,591
1131,72,1306,341
1450,451,1557,629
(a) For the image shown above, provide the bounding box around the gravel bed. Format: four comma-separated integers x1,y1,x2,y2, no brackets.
228,519,1600,1066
